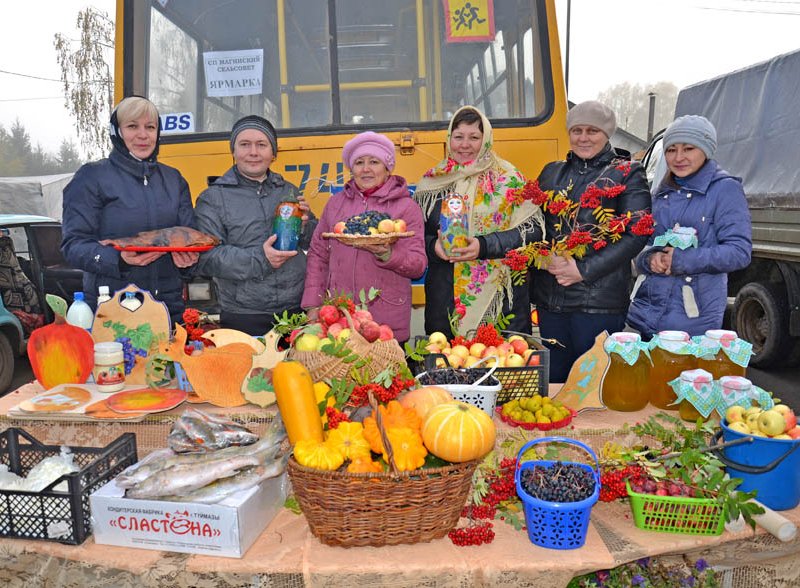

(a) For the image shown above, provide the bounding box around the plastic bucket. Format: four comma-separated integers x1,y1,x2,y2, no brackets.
514,437,600,549
715,420,800,510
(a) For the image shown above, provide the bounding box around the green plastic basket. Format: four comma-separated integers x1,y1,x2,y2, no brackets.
626,481,725,536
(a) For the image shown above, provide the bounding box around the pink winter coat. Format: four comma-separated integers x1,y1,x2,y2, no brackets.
302,175,427,342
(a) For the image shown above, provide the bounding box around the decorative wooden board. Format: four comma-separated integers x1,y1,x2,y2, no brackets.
202,329,266,353
551,331,610,413
91,284,171,385
160,324,254,408
18,386,92,412
242,330,288,407
105,388,187,414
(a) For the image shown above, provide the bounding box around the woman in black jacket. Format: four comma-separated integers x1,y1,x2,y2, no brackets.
530,101,651,382
61,96,198,321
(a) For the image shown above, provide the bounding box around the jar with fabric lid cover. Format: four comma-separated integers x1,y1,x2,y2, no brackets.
602,332,649,412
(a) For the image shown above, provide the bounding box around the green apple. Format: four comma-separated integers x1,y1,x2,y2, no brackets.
294,333,320,352
758,409,787,437
428,331,448,347
745,412,761,431
725,405,747,424
727,421,751,435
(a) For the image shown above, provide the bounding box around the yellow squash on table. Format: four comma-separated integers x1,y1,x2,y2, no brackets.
273,360,324,445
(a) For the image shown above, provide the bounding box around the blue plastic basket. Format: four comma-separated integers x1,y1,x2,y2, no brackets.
514,437,600,550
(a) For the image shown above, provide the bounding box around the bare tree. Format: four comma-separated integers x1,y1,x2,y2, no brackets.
597,81,678,139
54,8,114,159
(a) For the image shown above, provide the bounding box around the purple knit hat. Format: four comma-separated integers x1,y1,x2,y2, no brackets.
342,131,396,172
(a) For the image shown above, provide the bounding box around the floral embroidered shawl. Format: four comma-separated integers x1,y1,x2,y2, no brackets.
414,106,543,333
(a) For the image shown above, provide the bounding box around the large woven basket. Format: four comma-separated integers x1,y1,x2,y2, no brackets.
288,457,477,547
287,390,478,547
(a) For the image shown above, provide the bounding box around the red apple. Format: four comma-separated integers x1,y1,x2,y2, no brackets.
336,316,348,328
318,304,342,326
378,324,394,341
327,323,344,338
359,320,381,343
771,404,797,433
787,426,800,440
353,309,373,323
509,338,529,355
333,221,346,234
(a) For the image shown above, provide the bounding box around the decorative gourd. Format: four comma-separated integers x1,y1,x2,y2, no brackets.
347,455,383,474
399,386,453,420
27,294,94,389
294,439,344,471
382,427,427,472
363,400,423,454
273,360,324,445
422,401,496,463
325,421,371,460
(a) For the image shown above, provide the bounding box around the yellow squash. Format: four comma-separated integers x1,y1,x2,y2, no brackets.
273,360,324,445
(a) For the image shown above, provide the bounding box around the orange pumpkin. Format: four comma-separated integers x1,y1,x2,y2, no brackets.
399,386,453,420
422,401,496,463
363,400,422,454
27,295,94,389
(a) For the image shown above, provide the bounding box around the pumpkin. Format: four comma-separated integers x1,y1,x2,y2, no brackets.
294,439,344,471
27,294,94,389
382,427,427,472
326,421,371,460
363,400,422,454
273,360,324,445
422,401,496,463
347,455,383,474
399,386,453,420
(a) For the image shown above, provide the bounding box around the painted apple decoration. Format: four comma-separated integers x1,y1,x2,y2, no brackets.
27,294,94,389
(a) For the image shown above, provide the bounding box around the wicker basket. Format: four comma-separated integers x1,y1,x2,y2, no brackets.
321,231,415,246
287,391,478,547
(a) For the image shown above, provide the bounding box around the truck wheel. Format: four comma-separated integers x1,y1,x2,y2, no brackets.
0,332,14,395
732,283,789,368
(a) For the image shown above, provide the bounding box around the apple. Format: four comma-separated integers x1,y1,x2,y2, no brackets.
773,434,792,440
745,411,761,432
435,357,448,368
393,218,407,232
509,338,529,355
377,218,395,233
469,342,487,358
451,344,470,360
333,221,346,234
294,333,321,352
749,428,768,438
378,324,394,341
727,421,751,435
771,404,797,433
428,331,448,347
464,356,481,368
353,309,373,323
327,323,344,338
448,353,465,368
336,328,351,341
496,342,512,357
505,353,525,367
336,316,349,328
787,427,800,440
744,406,762,418
758,409,787,437
482,346,498,359
425,343,442,353
725,405,747,424
318,304,342,326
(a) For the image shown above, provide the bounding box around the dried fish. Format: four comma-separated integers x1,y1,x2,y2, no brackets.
168,408,260,453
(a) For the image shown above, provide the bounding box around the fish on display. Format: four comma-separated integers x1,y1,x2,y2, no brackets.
168,407,261,453
99,226,219,249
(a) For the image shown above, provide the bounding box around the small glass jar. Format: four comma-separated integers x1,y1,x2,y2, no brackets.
650,330,696,410
272,201,303,251
720,375,753,410
696,329,747,379
93,341,125,393
602,332,649,412
677,368,714,422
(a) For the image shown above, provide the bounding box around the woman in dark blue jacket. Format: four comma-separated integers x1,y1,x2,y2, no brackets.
627,115,752,336
61,96,198,320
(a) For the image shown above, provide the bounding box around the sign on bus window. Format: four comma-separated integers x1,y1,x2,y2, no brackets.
203,49,264,98
443,0,496,43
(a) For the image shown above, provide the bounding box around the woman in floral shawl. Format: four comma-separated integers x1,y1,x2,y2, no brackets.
414,106,543,335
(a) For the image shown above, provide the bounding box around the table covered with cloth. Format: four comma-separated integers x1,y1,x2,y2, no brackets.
1,382,799,587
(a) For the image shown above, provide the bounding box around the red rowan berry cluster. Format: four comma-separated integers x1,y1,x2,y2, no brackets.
599,464,645,502
348,376,415,407
448,521,495,546
325,407,350,429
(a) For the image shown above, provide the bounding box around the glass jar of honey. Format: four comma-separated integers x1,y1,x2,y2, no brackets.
677,368,714,422
649,330,696,410
696,329,747,379
602,332,649,412
719,375,753,411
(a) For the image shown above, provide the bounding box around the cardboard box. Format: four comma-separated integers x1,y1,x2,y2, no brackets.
90,473,286,557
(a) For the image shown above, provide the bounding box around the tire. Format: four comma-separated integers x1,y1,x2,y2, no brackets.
0,332,14,395
732,283,789,368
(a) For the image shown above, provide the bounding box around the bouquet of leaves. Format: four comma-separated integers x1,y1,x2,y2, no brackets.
502,174,655,285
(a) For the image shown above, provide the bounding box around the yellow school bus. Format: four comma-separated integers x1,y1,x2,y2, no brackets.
115,0,568,303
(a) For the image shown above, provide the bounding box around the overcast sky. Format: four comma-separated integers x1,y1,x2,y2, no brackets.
0,0,798,159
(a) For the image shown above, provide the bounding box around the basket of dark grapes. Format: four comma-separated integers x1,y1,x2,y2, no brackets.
514,437,600,550
415,356,501,416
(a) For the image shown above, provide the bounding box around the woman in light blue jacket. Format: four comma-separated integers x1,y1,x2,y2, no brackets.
627,115,752,337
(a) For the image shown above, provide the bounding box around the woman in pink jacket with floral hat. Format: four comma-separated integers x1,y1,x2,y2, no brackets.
302,131,427,343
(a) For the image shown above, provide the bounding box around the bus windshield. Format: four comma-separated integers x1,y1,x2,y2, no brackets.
126,0,555,136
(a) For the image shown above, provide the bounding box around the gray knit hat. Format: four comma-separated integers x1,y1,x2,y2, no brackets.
567,101,616,138
663,115,717,159
230,115,278,153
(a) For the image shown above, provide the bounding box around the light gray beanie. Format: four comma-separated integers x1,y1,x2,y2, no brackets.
663,115,717,159
230,115,278,154
566,101,617,138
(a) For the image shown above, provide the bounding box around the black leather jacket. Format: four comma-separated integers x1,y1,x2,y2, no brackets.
530,144,651,315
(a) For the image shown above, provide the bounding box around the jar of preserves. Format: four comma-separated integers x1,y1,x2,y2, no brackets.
93,341,125,393
649,330,696,410
272,200,303,251
602,332,649,412
696,329,748,379
719,375,753,411
676,368,715,422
